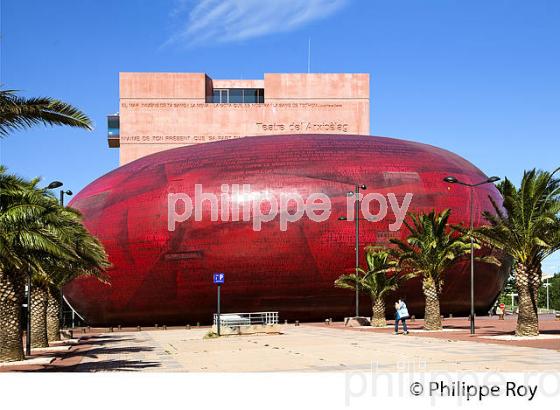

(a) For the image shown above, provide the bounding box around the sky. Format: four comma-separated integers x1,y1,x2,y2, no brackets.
1,0,559,272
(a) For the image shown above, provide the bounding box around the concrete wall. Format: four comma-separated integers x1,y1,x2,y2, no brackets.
117,72,370,165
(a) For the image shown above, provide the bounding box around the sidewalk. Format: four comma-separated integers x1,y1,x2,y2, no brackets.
322,315,560,351
1,317,559,372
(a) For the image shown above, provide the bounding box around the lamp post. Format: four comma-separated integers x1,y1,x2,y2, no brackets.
511,292,517,311
25,275,32,356
58,188,72,328
443,175,500,335
338,184,367,317
544,278,551,311
59,189,73,207
24,181,64,355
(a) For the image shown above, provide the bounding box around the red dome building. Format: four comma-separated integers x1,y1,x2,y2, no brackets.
65,134,509,325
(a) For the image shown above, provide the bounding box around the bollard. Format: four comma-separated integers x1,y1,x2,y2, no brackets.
410,315,415,323
163,325,167,330
137,326,141,331
109,327,113,333
325,319,329,325
449,313,453,319
196,322,200,327
295,320,300,326
186,324,191,330
82,328,86,334
329,318,333,324
118,325,122,331
284,320,288,325
155,324,159,329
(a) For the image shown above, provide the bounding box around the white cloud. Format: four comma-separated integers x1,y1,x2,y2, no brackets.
165,0,348,47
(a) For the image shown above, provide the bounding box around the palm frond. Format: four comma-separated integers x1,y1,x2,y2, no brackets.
0,89,93,137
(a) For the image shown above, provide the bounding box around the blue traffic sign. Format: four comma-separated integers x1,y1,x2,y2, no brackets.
213,273,225,284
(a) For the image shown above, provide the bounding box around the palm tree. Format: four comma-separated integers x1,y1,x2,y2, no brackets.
0,169,75,361
43,209,110,343
0,168,109,361
28,207,110,346
475,168,560,336
0,87,94,361
0,271,26,361
390,209,475,330
0,89,92,137
46,283,63,343
335,247,408,327
30,278,49,348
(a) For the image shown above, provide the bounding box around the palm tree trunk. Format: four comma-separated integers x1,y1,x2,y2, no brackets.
423,277,442,330
47,287,61,342
30,284,48,348
0,271,25,362
371,298,387,327
515,262,540,336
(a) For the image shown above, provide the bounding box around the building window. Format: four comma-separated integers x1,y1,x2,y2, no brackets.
107,114,120,148
213,89,229,103
211,88,264,103
242,88,262,103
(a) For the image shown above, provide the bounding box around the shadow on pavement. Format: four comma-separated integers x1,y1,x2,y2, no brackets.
37,359,161,372
62,345,156,360
76,335,140,346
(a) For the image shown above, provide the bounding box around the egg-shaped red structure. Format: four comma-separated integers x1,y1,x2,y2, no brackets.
65,134,509,325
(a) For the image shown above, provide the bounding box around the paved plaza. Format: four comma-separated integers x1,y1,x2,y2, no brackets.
3,321,557,373
2,316,559,372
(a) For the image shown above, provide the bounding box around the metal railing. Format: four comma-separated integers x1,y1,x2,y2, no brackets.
537,308,559,314
61,295,86,328
213,311,279,327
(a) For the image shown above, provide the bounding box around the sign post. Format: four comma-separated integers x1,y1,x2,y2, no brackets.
213,273,224,336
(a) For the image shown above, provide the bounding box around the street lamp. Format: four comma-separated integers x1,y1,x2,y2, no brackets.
443,175,500,335
543,277,551,311
338,184,367,318
60,189,73,207
24,277,32,356
24,180,66,355
57,188,72,328
46,181,63,190
38,182,71,344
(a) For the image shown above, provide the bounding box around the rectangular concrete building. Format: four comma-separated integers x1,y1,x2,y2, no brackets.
109,72,370,165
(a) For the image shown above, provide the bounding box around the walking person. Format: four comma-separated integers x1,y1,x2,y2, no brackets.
394,298,410,335
497,303,506,320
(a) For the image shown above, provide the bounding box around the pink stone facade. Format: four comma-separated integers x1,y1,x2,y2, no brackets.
114,73,370,165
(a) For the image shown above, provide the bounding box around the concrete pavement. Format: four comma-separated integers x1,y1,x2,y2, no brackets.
51,325,560,372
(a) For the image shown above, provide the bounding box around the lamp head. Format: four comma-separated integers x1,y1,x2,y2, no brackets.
443,176,458,184
486,176,501,183
46,181,63,189
65,190,73,196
